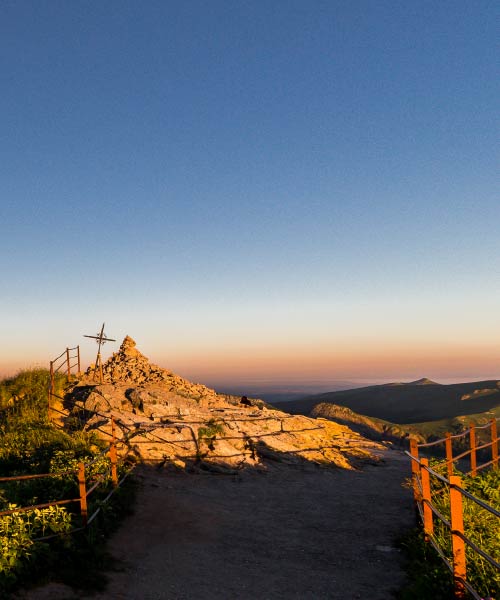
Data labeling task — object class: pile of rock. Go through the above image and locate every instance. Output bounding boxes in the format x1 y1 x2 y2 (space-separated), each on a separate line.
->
85 336 206 394
68 337 381 471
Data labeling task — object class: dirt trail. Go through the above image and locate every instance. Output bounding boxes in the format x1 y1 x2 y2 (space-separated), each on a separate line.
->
24 448 415 599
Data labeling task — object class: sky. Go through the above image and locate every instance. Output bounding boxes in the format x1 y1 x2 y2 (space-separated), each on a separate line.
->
1 1 499 391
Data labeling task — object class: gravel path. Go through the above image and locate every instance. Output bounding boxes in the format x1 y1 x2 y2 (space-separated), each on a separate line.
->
22 449 415 599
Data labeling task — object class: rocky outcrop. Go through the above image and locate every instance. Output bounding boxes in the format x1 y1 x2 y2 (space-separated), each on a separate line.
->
311 403 424 445
68 337 382 471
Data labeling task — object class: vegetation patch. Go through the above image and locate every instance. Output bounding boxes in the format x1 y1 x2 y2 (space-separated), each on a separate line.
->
197 419 225 453
0 369 136 596
399 464 499 599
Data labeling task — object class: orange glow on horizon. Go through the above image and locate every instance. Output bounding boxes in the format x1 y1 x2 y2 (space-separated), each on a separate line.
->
148 339 500 383
1 337 498 384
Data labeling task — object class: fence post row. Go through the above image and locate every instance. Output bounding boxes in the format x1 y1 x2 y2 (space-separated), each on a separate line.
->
449 476 466 599
78 462 88 526
445 432 453 478
48 346 81 421
65 348 70 381
420 458 433 538
491 418 498 468
109 417 118 487
48 361 54 416
409 419 500 599
469 424 477 477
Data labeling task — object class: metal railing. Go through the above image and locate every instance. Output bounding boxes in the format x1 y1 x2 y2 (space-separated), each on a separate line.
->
48 345 80 419
0 418 132 539
407 418 499 599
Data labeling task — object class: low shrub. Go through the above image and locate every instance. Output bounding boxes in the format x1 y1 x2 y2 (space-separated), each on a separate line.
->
0 369 135 594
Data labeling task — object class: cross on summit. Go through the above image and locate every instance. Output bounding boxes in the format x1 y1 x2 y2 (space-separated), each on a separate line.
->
84 323 116 382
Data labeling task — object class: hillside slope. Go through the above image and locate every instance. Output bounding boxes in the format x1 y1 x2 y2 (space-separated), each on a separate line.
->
310 403 425 444
283 379 500 423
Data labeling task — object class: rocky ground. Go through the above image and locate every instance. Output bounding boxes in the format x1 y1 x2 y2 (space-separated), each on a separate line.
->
63 336 382 470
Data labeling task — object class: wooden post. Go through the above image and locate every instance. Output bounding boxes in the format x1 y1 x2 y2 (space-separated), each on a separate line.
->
78 462 88 526
48 361 54 420
420 458 433 538
95 352 103 383
77 345 81 374
409 439 420 504
469 423 476 476
109 417 118 487
445 432 453 478
449 475 466 599
491 419 498 468
66 348 71 381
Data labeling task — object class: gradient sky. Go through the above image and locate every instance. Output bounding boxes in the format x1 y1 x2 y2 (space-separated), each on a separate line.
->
1 1 499 388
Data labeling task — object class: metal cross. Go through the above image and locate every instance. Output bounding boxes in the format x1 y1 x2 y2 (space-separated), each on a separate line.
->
84 323 116 382
84 322 116 353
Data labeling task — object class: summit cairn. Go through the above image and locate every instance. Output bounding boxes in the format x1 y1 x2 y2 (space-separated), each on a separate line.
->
70 336 382 471
120 335 140 356
84 335 216 401
85 335 173 384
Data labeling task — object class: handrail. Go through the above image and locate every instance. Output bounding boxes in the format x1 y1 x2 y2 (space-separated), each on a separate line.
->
0 470 77 482
454 530 500 570
416 417 499 449
48 345 81 422
0 498 79 517
408 453 500 517
419 438 447 448
0 413 127 540
454 485 500 518
407 443 499 599
474 420 495 431
52 349 68 363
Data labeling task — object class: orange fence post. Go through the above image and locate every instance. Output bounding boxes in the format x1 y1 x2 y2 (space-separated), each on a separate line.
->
48 360 54 420
78 462 88 526
469 423 476 476
77 345 81 374
420 458 433 538
445 432 453 478
449 476 466 599
491 419 498 469
109 418 118 487
66 347 71 381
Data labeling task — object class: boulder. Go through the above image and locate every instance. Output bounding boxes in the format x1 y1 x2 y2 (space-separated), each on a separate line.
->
67 337 381 471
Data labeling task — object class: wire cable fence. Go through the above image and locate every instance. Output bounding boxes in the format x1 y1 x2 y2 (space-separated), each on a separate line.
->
406 418 499 599
2 390 317 551
0 417 134 542
48 345 80 419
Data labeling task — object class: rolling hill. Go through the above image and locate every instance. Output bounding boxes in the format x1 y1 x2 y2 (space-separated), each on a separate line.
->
282 379 500 424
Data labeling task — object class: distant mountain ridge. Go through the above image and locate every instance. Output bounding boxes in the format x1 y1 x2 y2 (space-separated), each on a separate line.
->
406 377 439 385
283 379 500 424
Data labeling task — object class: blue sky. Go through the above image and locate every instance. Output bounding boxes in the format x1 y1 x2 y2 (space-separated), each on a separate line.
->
1 1 499 387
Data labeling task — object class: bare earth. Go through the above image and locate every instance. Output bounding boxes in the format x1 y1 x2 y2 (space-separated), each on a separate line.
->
22 448 415 600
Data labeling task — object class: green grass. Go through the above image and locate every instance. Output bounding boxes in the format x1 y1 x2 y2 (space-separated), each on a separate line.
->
399 465 499 599
0 369 135 595
396 527 454 600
